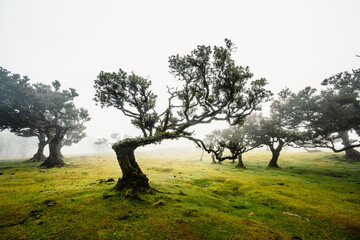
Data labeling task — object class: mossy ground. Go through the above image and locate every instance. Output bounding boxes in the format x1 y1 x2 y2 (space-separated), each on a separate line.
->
0 149 360 239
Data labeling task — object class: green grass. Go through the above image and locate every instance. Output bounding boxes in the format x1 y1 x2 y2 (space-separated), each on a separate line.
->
1 149 360 239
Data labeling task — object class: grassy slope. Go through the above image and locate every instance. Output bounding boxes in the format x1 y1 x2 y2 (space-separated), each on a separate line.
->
0 149 360 240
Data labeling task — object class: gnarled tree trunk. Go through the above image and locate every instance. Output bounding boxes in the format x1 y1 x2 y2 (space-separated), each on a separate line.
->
41 128 66 168
345 149 360 162
268 142 283 168
236 154 246 168
268 150 280 167
111 133 179 193
28 132 47 162
339 131 360 162
113 144 150 192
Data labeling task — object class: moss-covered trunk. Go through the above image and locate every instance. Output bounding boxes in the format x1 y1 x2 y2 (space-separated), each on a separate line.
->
111 133 182 193
339 131 360 162
41 134 65 168
236 154 246 168
28 132 47 162
113 144 150 192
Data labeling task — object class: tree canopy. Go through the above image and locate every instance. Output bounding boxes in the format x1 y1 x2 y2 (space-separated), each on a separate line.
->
94 39 272 192
283 69 360 161
0 67 32 132
0 67 90 166
244 90 307 167
204 124 258 168
95 40 271 139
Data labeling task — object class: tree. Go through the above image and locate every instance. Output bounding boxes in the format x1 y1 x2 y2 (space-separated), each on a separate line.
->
204 129 225 164
94 39 272 193
204 125 258 168
14 128 49 162
39 84 90 168
245 90 306 167
0 68 90 167
58 124 87 158
0 67 41 159
0 67 31 132
319 69 360 161
285 69 360 162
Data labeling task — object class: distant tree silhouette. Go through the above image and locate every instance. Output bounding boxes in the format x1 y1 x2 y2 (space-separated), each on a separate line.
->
286 69 360 162
0 67 90 167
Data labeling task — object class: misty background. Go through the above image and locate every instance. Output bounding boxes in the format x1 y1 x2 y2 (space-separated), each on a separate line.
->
0 0 359 158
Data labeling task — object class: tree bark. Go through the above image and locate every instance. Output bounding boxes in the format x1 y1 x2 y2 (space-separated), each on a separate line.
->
339 131 360 162
113 144 150 193
268 150 280 167
41 136 65 168
110 132 181 193
28 132 47 162
344 148 360 162
268 141 283 168
235 154 246 168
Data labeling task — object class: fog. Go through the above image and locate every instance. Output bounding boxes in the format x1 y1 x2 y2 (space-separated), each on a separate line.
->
1 0 359 158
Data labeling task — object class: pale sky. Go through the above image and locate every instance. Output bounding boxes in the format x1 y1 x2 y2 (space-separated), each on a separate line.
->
1 0 359 153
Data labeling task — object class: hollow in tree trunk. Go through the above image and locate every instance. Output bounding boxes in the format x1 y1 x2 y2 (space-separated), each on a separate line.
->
28 132 47 162
41 138 65 168
339 131 360 162
236 154 246 168
112 143 150 193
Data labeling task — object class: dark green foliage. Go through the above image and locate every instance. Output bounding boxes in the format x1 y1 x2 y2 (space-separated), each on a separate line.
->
204 126 258 167
59 125 87 153
0 67 32 132
244 91 307 167
39 83 90 167
94 70 158 137
282 69 360 160
94 40 272 137
94 39 272 191
166 39 271 129
0 67 90 167
316 69 360 151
